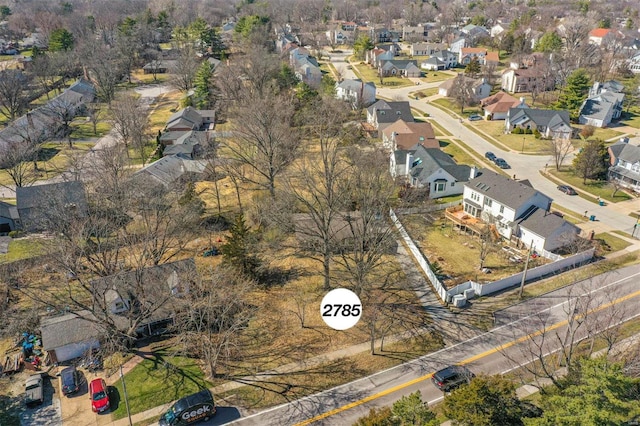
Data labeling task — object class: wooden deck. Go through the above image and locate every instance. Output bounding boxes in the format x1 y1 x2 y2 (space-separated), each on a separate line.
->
445 205 488 235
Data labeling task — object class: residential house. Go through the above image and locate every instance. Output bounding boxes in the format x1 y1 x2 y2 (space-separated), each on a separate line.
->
0 201 19 234
509 52 547 70
505 108 573 139
433 50 458 69
461 169 579 251
410 42 445 57
381 119 439 152
490 22 510 38
366 48 394 67
449 37 468 53
162 130 207 159
481 92 526 120
403 25 430 42
588 28 624 47
40 311 104 363
628 52 640 74
460 24 490 42
90 259 198 338
142 59 177 74
16 181 88 232
166 107 215 132
438 76 492 100
421 57 446 71
459 48 492 65
134 154 207 188
578 85 624 128
289 47 322 88
379 59 421 78
501 67 554 93
370 27 392 43
335 79 377 108
608 141 640 193
393 145 472 199
366 100 414 131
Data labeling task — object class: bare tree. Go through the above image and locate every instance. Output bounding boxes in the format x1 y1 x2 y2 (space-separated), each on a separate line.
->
109 93 150 159
225 92 301 198
31 54 57 101
85 44 123 104
42 96 78 148
449 74 477 114
549 137 574 171
0 69 31 121
171 46 200 92
0 140 38 188
86 103 104 136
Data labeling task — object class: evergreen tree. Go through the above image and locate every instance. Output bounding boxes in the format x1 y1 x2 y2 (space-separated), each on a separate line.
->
49 28 74 52
536 32 563 52
572 139 608 184
353 34 374 60
193 61 215 109
221 214 261 278
464 57 481 77
555 68 590 119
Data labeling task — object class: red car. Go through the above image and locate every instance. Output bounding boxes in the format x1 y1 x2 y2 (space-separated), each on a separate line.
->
89 378 110 413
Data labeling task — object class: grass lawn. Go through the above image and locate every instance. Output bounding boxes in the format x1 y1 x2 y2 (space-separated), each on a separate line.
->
149 91 182 132
431 98 482 117
131 69 171 84
351 62 413 88
111 348 213 420
0 237 47 262
471 120 556 154
593 232 632 255
547 168 632 203
414 87 438 98
573 124 624 142
417 71 451 83
440 140 479 166
71 117 111 139
620 106 640 129
426 118 453 136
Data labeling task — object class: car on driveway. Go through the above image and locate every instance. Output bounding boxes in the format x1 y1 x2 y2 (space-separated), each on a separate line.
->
468 114 483 121
60 366 80 396
432 365 475 392
485 151 496 161
25 374 44 406
494 158 511 169
89 378 110 413
557 185 577 195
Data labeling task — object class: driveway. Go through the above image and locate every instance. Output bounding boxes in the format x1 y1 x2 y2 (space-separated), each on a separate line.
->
20 374 62 426
57 367 113 426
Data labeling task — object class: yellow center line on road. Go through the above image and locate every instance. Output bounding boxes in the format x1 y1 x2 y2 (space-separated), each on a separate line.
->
295 287 640 426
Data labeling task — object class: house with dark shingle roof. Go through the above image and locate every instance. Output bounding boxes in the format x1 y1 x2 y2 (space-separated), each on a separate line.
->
393 146 472 199
335 79 376 108
166 107 215 132
133 154 207 188
421 56 446 71
578 81 624 128
40 311 103 363
16 181 88 232
378 59 421 78
366 100 414 132
382 119 438 151
505 108 573 140
0 201 19 233
481 91 526 120
461 169 579 251
608 142 640 193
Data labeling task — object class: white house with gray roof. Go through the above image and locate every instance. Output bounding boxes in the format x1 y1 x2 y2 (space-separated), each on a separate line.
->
505 108 573 140
578 81 624 128
335 79 376 108
608 141 640 193
462 169 579 251
396 146 473 198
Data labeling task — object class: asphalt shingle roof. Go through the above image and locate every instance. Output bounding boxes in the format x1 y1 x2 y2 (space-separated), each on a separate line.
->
517 208 577 238
40 311 104 350
467 168 543 209
409 146 471 183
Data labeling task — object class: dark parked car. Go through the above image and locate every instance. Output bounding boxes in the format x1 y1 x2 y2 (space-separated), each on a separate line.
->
557 185 577 195
485 151 496 161
494 158 510 169
25 374 44 406
60 366 80 396
468 114 483 121
432 365 475 392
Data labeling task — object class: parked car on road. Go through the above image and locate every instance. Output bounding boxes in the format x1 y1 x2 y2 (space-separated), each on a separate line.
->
432 365 475 392
89 378 110 413
494 158 511 169
25 374 44 406
468 114 483 121
159 389 216 426
557 185 577 195
60 366 80 396
485 151 496 161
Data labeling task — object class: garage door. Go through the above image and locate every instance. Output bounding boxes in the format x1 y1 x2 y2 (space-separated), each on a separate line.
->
54 339 100 363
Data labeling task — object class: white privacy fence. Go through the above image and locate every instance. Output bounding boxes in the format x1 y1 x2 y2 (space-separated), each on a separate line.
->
391 209 595 304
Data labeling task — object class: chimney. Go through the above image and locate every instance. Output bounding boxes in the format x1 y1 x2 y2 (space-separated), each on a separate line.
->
469 166 478 180
519 97 526 106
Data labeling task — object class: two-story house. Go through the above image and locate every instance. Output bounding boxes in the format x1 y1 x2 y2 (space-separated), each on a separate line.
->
458 48 499 66
382 119 439 152
366 100 414 132
410 42 445 56
438 76 492 100
608 141 640 193
433 50 458 69
461 169 579 251
501 67 554 93
578 81 625 128
335 79 377 108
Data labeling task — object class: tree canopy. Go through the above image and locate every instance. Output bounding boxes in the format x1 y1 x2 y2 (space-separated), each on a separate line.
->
536 32 563 52
555 68 591 118
353 34 374 60
572 139 608 184
49 28 74 52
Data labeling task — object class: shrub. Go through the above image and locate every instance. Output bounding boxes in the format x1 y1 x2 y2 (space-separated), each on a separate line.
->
524 128 533 134
533 129 541 139
8 230 23 238
580 124 596 139
512 127 523 134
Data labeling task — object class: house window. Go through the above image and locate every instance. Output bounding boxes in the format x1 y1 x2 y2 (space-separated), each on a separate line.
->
470 192 480 202
451 182 455 187
484 198 492 207
435 181 446 192
114 301 125 311
499 205 504 214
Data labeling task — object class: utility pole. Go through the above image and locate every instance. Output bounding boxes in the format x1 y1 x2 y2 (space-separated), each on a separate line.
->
120 364 133 426
518 241 534 299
